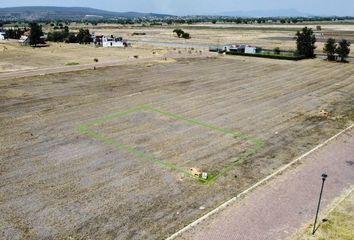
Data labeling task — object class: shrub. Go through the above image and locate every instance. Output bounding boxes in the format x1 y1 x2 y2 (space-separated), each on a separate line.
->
173 29 184 38
274 47 281 55
182 32 191 39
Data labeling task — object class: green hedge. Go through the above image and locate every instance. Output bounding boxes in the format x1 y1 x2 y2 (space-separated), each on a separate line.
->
226 52 307 61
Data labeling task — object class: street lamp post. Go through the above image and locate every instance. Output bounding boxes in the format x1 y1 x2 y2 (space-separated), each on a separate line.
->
312 173 328 235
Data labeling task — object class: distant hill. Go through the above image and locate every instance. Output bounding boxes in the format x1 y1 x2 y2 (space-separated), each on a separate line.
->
220 9 310 18
0 6 173 21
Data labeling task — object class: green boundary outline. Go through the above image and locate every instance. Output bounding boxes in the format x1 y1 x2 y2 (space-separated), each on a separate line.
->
78 105 264 184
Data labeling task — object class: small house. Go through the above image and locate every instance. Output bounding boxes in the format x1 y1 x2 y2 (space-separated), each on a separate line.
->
245 46 257 54
223 44 260 54
18 35 30 45
102 36 126 48
0 31 6 40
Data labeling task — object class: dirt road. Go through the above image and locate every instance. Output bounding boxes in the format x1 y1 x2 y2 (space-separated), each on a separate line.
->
179 126 354 240
0 51 215 81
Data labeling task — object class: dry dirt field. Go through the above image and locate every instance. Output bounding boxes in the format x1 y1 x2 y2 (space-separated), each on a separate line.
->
1 55 354 239
1 22 353 73
0 41 174 73
77 23 354 53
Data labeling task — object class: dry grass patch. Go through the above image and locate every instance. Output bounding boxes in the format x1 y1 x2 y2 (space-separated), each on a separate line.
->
294 190 354 240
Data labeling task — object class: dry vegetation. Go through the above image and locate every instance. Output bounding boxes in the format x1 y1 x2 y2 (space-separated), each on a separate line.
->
76 22 354 53
294 189 354 240
1 51 354 239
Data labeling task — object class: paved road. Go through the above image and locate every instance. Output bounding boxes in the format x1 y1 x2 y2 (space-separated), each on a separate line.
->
179 126 354 240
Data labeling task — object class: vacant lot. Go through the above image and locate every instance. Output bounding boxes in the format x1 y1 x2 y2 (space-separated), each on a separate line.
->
0 41 173 73
1 56 353 239
79 23 354 53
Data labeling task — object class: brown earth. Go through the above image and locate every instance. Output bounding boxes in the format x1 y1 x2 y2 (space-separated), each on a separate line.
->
0 56 354 239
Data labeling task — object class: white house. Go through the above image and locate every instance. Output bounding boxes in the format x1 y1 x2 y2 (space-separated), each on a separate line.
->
102 36 125 48
0 32 6 40
18 35 30 45
245 46 257 54
223 44 258 54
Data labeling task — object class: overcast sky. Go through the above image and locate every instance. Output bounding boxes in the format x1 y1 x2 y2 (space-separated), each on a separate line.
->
1 0 354 16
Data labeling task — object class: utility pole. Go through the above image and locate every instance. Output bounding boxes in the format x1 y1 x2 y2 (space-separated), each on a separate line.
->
312 173 328 235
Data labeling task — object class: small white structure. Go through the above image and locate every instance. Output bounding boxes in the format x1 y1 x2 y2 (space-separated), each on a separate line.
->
0 32 6 40
18 35 30 45
102 36 125 48
223 44 259 54
245 46 257 54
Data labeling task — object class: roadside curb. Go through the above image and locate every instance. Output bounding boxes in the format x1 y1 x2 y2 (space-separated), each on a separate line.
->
166 123 354 240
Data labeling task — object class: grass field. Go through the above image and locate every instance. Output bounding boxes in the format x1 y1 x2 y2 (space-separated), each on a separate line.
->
1 54 354 239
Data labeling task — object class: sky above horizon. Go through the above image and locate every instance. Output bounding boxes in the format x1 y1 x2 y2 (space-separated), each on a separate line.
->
1 0 354 16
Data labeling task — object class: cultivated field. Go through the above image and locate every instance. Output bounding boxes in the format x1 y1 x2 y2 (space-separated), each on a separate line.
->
1 55 354 239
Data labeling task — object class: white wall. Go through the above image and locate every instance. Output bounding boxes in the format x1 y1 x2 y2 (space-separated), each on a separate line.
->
245 46 256 54
102 37 124 47
0 32 5 40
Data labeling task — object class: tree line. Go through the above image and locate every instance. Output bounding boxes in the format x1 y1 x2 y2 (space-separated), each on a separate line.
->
295 27 351 62
47 27 93 44
23 22 93 46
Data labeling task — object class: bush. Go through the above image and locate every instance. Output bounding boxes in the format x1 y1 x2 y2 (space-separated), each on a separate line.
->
274 47 281 55
65 62 79 66
182 32 191 39
173 29 184 38
66 33 78 43
47 31 69 42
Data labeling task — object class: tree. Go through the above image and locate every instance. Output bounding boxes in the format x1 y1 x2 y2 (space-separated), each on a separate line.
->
66 32 78 43
336 39 351 62
173 29 184 38
77 28 92 44
212 20 217 24
296 27 317 58
29 22 44 46
323 38 337 61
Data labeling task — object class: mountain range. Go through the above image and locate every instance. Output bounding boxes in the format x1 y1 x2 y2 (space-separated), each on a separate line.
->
0 6 173 21
0 6 317 21
220 9 310 18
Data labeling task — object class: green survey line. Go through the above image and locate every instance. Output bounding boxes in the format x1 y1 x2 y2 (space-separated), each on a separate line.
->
78 104 264 184
143 105 261 145
85 105 147 129
80 128 208 183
